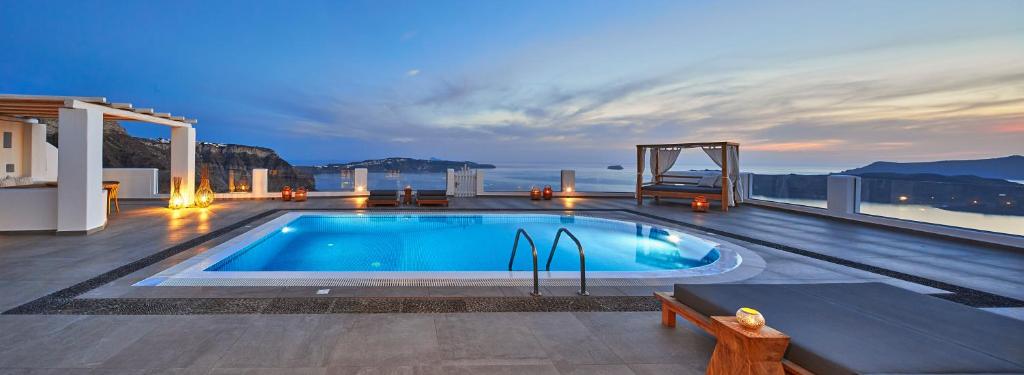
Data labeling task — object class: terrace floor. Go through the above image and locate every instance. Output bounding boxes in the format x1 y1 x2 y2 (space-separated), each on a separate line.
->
0 197 1021 374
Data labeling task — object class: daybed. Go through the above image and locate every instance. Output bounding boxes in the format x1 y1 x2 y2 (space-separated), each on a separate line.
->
366 190 399 207
658 283 1024 374
416 189 449 206
636 142 741 212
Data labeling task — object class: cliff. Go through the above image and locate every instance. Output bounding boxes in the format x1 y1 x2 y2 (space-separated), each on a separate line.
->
43 119 314 193
841 155 1024 180
299 157 496 173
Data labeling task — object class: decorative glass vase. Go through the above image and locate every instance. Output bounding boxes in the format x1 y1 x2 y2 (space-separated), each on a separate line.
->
194 165 215 208
168 177 187 209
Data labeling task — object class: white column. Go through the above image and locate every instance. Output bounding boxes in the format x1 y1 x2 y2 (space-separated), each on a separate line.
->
27 120 48 181
170 126 196 206
446 168 456 196
560 169 575 193
251 168 268 196
475 170 485 195
827 175 862 214
57 107 106 233
353 168 368 193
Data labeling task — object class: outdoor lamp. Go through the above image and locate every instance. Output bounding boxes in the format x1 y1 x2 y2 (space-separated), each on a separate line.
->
692 196 709 212
194 166 215 208
530 186 542 200
168 177 187 209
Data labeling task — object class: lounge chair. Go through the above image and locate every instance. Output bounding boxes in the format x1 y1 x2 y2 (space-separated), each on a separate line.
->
416 189 449 206
366 190 399 207
658 283 1024 374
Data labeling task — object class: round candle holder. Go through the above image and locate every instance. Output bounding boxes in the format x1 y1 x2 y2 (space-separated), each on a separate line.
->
736 307 765 331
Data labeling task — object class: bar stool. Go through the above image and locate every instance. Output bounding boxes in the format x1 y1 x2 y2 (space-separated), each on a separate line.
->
103 181 120 214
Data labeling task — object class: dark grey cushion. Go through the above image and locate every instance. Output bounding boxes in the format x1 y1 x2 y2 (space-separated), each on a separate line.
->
417 190 447 198
368 190 398 198
672 283 1024 374
642 184 721 194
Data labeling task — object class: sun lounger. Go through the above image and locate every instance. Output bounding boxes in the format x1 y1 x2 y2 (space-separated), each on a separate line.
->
416 189 448 206
658 283 1024 374
366 190 399 207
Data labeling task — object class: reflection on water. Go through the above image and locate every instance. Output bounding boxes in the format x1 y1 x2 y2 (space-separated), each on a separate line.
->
752 196 1024 236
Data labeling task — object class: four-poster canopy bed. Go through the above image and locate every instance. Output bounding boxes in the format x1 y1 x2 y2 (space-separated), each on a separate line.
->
635 141 742 212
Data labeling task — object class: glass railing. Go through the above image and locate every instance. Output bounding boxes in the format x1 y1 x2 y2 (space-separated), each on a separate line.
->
859 176 1023 236
484 166 561 192
367 171 447 191
749 173 827 208
574 166 635 192
312 169 356 192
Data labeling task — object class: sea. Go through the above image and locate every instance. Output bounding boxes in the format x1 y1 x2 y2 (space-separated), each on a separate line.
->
313 163 1023 237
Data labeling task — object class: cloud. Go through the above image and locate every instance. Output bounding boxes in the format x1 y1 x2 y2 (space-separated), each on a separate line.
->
240 29 1024 164
745 140 845 152
406 69 420 77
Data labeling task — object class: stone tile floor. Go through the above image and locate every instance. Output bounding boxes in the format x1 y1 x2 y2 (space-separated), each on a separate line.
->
0 197 1021 374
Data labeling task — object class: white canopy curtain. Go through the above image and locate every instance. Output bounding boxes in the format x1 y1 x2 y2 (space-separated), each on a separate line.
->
649 147 682 177
702 144 743 206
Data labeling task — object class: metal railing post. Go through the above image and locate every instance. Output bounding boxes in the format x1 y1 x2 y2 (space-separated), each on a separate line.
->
509 228 541 296
545 227 588 296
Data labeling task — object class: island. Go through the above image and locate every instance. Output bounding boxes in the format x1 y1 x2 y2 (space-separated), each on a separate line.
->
607 165 624 170
298 157 496 174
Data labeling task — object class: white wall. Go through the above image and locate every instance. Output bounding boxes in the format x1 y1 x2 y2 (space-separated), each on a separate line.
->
103 168 159 198
42 143 58 181
0 119 25 179
0 187 58 231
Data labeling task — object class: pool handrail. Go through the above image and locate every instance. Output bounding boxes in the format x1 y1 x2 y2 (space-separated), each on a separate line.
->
508 228 541 296
544 227 588 296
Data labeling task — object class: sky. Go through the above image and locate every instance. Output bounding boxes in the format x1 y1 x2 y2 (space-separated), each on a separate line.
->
1 0 1022 169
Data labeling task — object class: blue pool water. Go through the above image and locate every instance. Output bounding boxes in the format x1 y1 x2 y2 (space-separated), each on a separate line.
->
207 214 720 272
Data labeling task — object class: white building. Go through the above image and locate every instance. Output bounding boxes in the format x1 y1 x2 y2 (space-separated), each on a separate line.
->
0 95 197 234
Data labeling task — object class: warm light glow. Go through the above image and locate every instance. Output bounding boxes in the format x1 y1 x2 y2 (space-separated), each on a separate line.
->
355 186 365 192
899 195 909 202
666 234 681 243
565 187 573 193
168 176 187 209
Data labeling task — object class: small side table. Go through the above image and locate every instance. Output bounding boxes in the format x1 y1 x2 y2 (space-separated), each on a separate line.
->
403 187 413 205
707 316 789 375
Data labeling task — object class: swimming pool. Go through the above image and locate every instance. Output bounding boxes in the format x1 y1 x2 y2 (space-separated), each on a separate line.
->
140 212 745 286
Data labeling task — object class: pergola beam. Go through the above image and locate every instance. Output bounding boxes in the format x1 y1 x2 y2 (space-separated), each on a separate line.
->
68 100 192 128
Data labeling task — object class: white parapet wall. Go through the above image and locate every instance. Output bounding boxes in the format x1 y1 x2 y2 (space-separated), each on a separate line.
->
251 168 268 195
827 175 861 214
0 187 59 231
103 168 159 199
446 168 456 196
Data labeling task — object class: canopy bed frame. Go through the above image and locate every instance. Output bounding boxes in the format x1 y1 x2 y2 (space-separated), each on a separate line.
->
635 141 741 212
